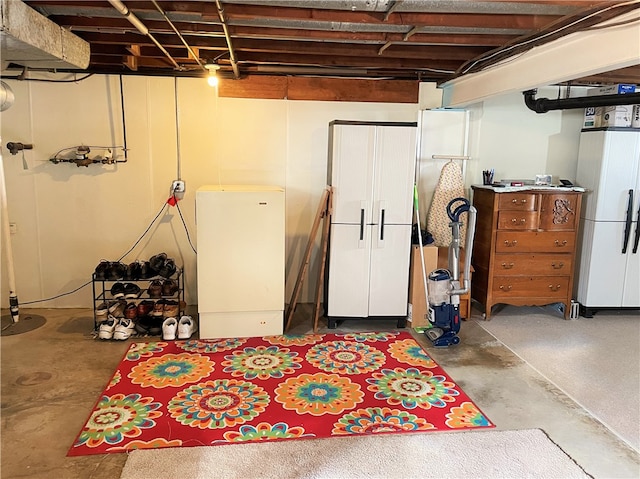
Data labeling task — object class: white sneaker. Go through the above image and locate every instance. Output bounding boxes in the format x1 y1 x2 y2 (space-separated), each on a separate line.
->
113 318 136 340
162 317 178 340
98 314 117 340
177 315 197 339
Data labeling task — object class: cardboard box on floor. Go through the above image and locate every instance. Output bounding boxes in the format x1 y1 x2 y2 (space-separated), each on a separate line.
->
408 245 472 328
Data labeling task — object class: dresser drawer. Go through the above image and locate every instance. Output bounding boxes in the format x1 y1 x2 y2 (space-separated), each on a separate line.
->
498 193 537 211
494 253 572 276
497 211 538 230
496 231 575 253
492 276 570 298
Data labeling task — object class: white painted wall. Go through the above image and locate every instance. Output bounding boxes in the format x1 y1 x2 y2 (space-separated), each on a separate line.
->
0 75 585 309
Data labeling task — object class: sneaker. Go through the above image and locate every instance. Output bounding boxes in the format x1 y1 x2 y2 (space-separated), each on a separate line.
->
124 302 138 320
149 253 167 274
108 299 127 318
107 262 127 280
161 279 178 296
162 317 178 340
124 262 142 280
163 300 179 318
113 318 136 340
94 260 110 280
98 315 118 340
110 282 126 299
139 261 154 279
123 283 142 299
148 280 163 298
158 258 177 278
177 315 197 339
137 300 155 318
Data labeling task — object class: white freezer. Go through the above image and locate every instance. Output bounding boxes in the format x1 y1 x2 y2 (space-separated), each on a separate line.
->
196 185 285 338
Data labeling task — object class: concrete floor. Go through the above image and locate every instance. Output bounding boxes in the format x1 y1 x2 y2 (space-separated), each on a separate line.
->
1 305 639 479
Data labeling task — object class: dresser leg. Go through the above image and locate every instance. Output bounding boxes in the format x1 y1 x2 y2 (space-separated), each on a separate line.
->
481 303 493 320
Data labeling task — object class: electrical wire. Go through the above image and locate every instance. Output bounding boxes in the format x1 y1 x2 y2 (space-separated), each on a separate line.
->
0 73 95 83
175 199 197 254
20 198 169 305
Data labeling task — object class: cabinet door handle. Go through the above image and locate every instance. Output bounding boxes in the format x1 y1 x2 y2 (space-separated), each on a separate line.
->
504 240 518 247
499 285 512 291
501 262 514 269
548 284 562 291
551 262 564 269
554 239 567 247
359 208 365 241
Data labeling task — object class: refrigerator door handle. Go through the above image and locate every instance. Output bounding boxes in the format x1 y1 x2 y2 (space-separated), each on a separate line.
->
623 189 633 254
632 199 640 254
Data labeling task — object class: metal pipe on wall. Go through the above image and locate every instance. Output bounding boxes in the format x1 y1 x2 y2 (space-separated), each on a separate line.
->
524 89 640 113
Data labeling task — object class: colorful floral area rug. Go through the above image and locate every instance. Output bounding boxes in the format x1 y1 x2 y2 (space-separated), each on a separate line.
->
68 331 494 456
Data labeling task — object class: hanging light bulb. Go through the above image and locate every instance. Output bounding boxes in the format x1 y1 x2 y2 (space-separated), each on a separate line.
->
204 63 220 87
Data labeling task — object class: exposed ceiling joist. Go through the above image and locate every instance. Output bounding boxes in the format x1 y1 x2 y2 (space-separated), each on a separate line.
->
441 6 640 107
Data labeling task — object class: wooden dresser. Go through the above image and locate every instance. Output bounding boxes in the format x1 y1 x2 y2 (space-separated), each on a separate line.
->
471 186 583 319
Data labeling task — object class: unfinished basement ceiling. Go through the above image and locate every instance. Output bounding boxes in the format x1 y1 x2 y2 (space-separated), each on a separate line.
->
7 0 640 97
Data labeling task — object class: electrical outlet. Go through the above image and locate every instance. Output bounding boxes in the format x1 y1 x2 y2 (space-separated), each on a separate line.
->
171 180 186 200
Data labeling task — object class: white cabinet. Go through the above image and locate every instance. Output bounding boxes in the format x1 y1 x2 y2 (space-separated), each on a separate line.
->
575 129 640 315
326 121 417 326
196 185 285 338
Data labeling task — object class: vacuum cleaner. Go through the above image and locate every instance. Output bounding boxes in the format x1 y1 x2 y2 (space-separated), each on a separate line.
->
425 197 477 347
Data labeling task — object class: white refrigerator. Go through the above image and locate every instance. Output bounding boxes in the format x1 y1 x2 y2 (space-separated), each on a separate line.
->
575 129 640 316
326 121 417 326
196 185 285 338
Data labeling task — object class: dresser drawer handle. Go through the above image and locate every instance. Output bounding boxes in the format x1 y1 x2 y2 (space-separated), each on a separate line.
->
501 262 515 269
554 239 568 247
504 240 518 247
511 198 527 204
511 218 526 224
551 262 564 269
499 285 512 291
548 284 562 291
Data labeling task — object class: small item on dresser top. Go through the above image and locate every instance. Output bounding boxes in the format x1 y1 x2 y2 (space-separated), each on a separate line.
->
535 174 552 185
511 181 524 186
482 169 495 185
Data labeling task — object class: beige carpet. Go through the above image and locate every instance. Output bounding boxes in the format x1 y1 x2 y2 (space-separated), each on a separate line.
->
119 428 590 479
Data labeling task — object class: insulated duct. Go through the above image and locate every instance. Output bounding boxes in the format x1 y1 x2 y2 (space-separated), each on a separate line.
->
1 0 89 70
524 89 640 114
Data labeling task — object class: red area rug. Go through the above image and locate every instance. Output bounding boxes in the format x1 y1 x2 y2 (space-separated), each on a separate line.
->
68 331 494 456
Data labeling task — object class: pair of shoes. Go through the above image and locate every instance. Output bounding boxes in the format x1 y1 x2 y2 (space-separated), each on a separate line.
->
150 299 179 317
108 299 127 318
161 279 178 296
124 262 142 280
96 301 111 321
137 300 154 317
148 280 163 298
98 315 136 340
149 253 178 278
106 262 127 281
94 260 111 280
113 282 141 299
162 315 197 340
135 316 163 336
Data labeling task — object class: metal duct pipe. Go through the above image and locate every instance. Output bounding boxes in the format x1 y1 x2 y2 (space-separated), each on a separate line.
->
215 0 240 79
524 89 640 114
107 0 181 70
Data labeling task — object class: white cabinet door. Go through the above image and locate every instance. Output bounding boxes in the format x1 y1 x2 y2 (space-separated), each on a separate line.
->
368 224 411 316
329 124 375 225
373 126 416 225
577 219 626 307
578 131 640 222
327 223 372 317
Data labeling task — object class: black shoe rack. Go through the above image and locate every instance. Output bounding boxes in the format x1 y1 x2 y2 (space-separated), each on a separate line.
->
92 268 185 331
